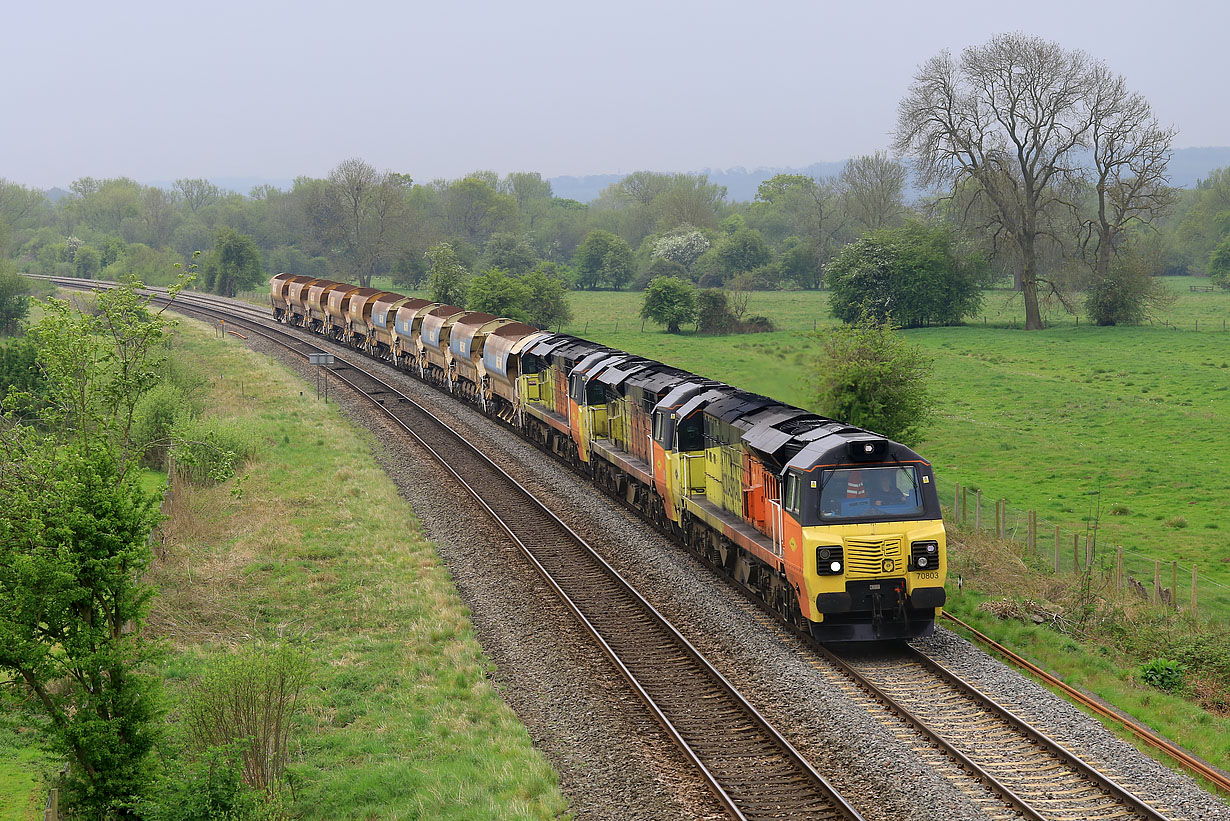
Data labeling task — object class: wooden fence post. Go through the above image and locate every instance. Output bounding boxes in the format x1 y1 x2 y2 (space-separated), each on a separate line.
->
1171 561 1178 611
1153 560 1161 605
1115 547 1123 595
975 491 982 530
1054 526 1061 572
1074 534 1081 573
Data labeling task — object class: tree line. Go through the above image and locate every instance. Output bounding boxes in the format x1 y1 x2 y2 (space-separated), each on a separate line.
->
1 32 1227 336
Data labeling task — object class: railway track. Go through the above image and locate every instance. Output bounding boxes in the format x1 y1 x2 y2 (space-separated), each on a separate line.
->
43 279 862 821
36 278 1214 820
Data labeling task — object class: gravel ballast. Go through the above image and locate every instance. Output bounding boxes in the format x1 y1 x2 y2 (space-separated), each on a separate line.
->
240 317 1228 821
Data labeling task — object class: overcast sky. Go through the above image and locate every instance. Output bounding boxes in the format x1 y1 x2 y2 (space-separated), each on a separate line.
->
3 0 1227 190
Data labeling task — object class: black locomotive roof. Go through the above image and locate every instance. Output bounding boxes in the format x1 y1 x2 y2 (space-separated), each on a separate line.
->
528 334 576 357
785 429 929 474
596 357 653 389
627 365 694 396
674 385 734 419
705 392 778 424
575 350 615 374
656 381 717 412
741 409 823 458
550 338 608 367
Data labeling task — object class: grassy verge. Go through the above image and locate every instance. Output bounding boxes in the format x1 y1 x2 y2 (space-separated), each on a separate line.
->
149 319 569 818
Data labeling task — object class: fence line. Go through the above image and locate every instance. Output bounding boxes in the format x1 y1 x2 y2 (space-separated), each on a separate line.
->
943 478 1227 619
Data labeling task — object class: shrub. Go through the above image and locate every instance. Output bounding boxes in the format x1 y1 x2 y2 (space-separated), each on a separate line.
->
147 744 280 821
696 289 735 334
133 383 192 468
640 277 697 333
1140 658 1185 692
181 644 310 795
738 315 776 333
1086 252 1175 326
826 221 986 327
170 414 258 484
810 314 934 445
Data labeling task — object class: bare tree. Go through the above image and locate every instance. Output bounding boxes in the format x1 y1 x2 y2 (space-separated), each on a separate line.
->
895 33 1095 329
840 152 908 232
1082 65 1176 281
326 158 410 287
174 178 222 214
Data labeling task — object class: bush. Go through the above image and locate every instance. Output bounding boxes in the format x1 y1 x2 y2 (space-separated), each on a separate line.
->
738 315 776 333
181 644 310 795
810 314 934 445
170 414 258 484
147 744 280 821
1141 658 1185 692
133 383 192 468
826 221 986 327
1086 252 1175 326
696 289 735 334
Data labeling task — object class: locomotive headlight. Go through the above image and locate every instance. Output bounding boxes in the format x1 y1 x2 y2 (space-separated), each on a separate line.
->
910 540 940 571
816 546 844 575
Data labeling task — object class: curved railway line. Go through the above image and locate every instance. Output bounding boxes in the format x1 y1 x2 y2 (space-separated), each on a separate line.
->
49 279 860 821
36 277 1225 820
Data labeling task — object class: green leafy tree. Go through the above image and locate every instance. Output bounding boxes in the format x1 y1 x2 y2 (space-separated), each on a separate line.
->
483 232 539 275
714 228 772 282
203 229 263 297
0 278 187 816
0 267 30 335
523 266 573 329
826 222 986 328
426 242 470 306
467 268 532 322
574 229 634 289
391 245 428 290
810 315 934 445
641 276 696 333
1209 235 1230 289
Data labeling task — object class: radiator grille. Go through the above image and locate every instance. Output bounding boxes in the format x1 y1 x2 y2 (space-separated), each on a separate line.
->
844 537 903 578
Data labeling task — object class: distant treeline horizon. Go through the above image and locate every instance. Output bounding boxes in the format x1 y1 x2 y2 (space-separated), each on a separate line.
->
30 146 1230 205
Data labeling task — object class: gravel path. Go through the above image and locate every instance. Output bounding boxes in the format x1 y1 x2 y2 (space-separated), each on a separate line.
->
242 321 1229 821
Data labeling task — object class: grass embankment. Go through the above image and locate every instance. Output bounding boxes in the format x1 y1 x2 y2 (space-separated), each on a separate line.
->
0 319 569 819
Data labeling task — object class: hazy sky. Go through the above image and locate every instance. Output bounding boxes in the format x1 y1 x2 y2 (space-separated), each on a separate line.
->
3 0 1227 189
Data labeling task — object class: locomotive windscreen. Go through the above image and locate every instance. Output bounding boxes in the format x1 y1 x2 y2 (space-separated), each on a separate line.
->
817 466 924 521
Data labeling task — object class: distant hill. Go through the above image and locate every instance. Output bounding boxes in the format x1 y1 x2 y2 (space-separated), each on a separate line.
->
548 147 1230 203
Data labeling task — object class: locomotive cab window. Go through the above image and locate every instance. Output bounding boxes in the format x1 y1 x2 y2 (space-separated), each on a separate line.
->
784 472 801 515
569 372 584 402
586 378 605 405
817 466 923 522
677 413 703 452
652 410 672 448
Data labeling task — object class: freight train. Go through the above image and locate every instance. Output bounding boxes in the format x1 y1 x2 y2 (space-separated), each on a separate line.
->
270 273 947 641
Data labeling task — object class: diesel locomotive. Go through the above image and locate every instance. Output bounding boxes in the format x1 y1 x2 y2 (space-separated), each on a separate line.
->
271 273 947 641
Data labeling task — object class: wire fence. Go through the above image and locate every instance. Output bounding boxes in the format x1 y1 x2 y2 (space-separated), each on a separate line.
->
938 477 1230 619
